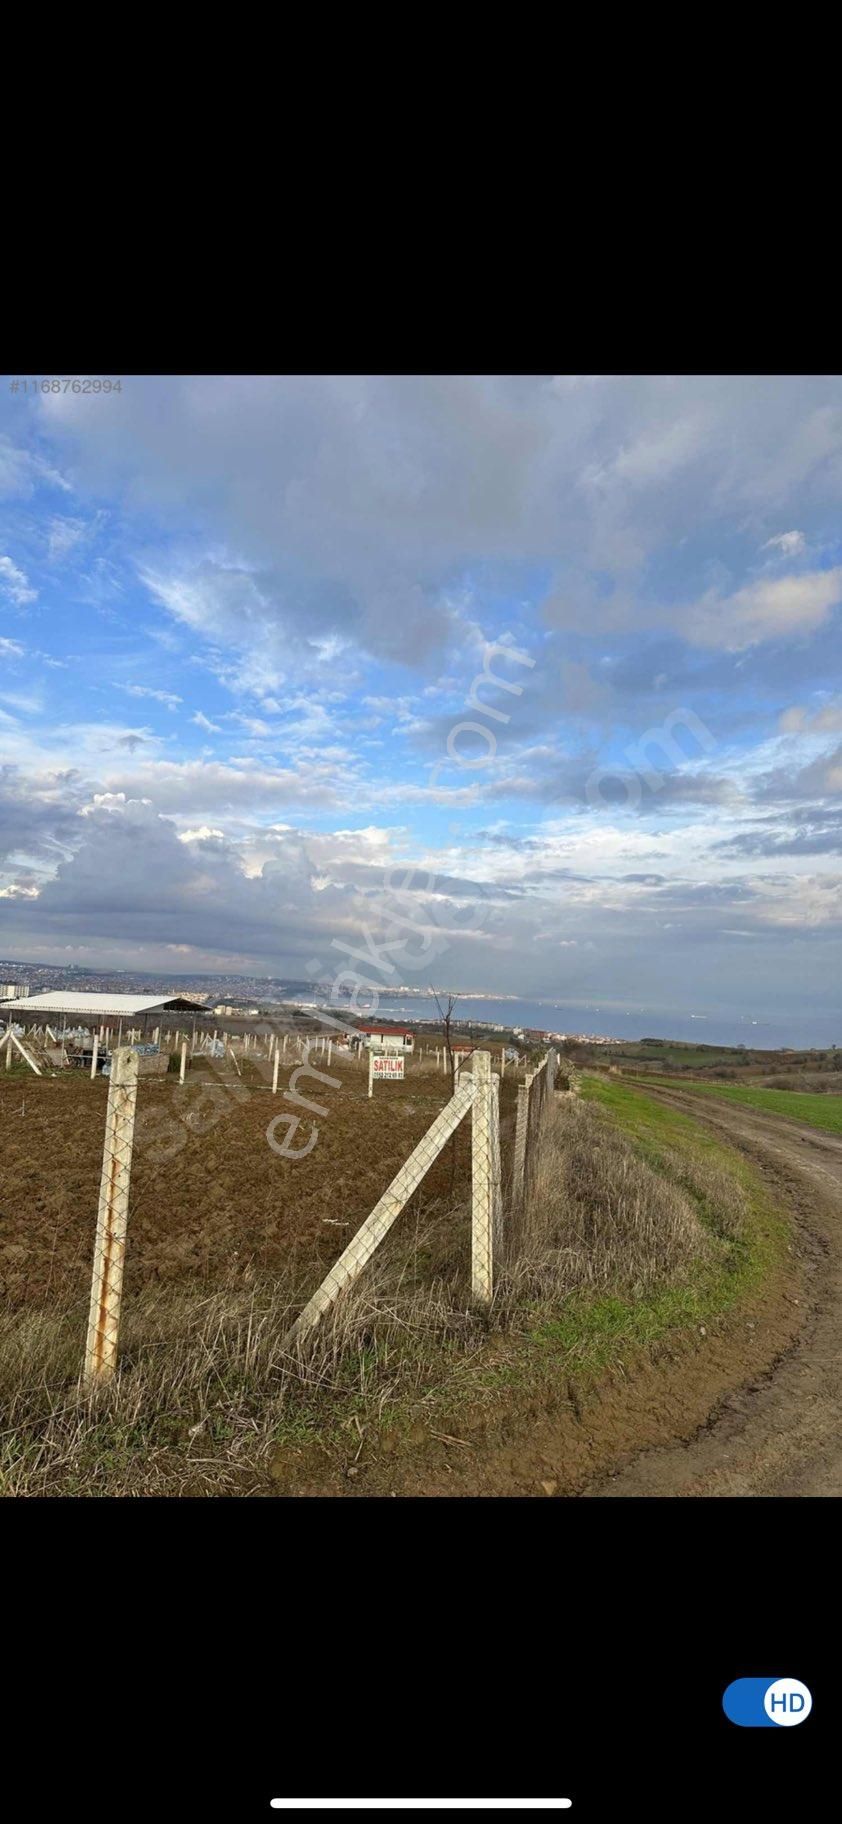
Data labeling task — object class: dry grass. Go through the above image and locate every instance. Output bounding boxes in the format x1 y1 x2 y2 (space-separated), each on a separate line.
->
0 1097 745 1496
0 1197 478 1496
499 1095 734 1314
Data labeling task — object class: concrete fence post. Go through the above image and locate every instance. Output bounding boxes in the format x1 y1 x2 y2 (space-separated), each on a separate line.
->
83 1046 139 1386
471 1050 495 1309
272 1049 280 1095
90 1034 99 1080
513 1075 530 1212
491 1072 503 1261
179 1039 187 1086
286 1076 477 1348
368 1049 375 1098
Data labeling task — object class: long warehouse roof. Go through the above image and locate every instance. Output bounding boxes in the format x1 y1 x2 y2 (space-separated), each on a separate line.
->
1 991 205 1017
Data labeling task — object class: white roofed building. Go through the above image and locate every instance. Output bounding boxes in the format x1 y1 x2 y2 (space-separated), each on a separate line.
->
0 991 205 1020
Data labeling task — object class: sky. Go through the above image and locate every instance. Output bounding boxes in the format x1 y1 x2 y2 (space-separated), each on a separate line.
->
1 373 841 1034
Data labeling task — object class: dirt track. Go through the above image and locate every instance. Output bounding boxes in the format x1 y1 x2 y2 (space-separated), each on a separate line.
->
584 1088 842 1498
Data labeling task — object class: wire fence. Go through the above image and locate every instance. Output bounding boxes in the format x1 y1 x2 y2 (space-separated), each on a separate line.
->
11 1038 561 1382
511 1048 558 1223
286 1046 560 1351
286 1074 480 1347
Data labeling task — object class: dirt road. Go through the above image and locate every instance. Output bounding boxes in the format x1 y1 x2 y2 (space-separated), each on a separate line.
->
585 1087 842 1498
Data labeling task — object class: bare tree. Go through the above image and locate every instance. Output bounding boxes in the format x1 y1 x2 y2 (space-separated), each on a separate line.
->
431 987 458 1095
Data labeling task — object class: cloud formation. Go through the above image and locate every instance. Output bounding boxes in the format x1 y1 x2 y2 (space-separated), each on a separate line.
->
0 376 840 1033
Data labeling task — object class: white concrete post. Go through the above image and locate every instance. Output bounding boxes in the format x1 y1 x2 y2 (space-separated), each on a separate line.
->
179 1039 187 1085
90 1034 99 1080
368 1049 375 1098
272 1049 280 1094
5 1030 12 1070
513 1075 530 1211
471 1051 495 1308
491 1072 503 1262
8 1032 40 1074
83 1046 139 1386
328 1041 333 1066
286 1077 477 1347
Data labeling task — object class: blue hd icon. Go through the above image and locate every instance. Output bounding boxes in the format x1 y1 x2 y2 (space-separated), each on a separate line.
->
723 1678 813 1728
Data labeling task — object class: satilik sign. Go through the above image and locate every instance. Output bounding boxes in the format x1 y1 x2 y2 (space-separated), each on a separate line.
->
368 1050 405 1097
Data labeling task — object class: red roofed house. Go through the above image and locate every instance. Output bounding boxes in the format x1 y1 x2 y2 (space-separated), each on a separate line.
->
355 1025 415 1053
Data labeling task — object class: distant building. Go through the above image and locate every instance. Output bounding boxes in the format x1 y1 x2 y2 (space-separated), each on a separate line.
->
356 1025 415 1052
1 990 204 1022
1 983 28 1000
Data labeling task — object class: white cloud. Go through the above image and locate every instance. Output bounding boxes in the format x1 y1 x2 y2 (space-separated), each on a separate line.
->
224 712 272 737
761 529 806 557
1 688 43 715
0 436 72 500
683 567 842 650
46 515 90 562
114 683 183 710
779 699 842 735
0 555 37 606
21 375 842 678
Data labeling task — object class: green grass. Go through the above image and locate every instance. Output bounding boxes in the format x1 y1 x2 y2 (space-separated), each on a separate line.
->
579 1072 783 1291
603 1046 746 1070
623 1076 842 1136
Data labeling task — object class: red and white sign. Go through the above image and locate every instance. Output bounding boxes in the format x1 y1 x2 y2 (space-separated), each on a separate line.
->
372 1053 404 1080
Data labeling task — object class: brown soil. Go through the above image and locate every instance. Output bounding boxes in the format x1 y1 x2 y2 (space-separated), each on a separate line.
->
6 1065 840 1499
0 1057 515 1307
268 1087 842 1497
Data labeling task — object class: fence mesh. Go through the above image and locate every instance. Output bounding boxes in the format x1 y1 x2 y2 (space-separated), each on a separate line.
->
80 1042 562 1377
470 1053 495 1307
287 1075 478 1346
510 1048 559 1242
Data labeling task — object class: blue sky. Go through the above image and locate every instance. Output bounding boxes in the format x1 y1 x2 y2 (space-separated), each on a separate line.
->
1 374 841 1031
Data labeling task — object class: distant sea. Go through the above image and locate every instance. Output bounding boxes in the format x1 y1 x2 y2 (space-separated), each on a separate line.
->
338 992 841 1051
